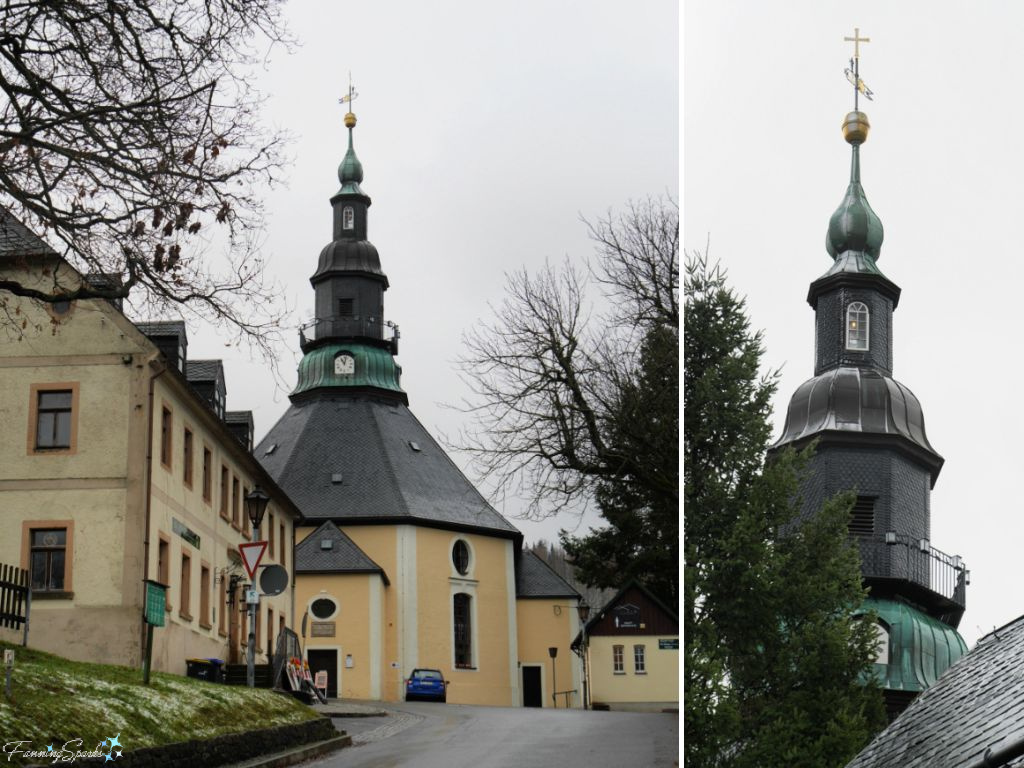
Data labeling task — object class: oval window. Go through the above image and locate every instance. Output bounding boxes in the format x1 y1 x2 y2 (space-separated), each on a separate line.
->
452 540 470 575
310 597 336 620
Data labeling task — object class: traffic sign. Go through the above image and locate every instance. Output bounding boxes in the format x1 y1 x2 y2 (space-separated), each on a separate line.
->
239 541 268 582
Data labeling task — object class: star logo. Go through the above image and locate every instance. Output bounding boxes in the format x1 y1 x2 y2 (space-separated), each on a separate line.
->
46 745 53 753
100 734 123 762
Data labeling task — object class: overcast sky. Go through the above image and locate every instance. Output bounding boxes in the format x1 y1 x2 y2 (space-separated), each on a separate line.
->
180 2 679 549
684 2 1024 648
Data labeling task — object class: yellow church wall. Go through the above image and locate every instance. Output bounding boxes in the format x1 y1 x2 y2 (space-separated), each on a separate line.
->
413 528 517 707
587 634 679 711
516 598 582 708
294 572 383 699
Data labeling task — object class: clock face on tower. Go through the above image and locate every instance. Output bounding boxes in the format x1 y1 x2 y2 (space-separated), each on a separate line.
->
334 354 355 376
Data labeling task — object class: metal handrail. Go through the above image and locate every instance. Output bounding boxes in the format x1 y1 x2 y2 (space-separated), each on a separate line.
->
857 533 968 609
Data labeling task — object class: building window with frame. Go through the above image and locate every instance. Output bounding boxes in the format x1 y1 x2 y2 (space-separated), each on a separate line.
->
633 644 646 674
160 406 172 468
219 465 229 519
200 564 211 629
454 593 473 669
268 512 275 559
29 528 68 592
32 387 76 451
846 301 869 351
218 573 227 636
232 476 240 528
342 206 354 230
612 644 625 674
267 607 274 658
183 428 194 488
202 446 213 503
179 552 192 620
158 535 171 611
280 521 286 570
242 485 251 536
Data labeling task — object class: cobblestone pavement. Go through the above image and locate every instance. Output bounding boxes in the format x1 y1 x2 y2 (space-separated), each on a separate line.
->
345 709 423 745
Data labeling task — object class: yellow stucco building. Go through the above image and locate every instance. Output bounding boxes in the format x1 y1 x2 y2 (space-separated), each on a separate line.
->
575 581 679 712
0 210 298 674
257 109 587 707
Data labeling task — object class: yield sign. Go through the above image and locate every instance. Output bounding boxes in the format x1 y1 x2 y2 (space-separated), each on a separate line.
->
239 541 268 582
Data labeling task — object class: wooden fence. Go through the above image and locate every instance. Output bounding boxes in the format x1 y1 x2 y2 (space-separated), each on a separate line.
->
0 563 30 646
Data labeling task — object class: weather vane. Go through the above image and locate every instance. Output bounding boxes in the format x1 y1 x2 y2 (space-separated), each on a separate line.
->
339 72 359 111
843 27 874 109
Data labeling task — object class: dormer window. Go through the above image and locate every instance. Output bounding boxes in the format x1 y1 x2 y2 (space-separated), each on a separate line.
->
846 302 869 351
343 206 354 230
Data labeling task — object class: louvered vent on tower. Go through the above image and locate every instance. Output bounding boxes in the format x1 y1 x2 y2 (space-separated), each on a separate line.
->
849 496 875 536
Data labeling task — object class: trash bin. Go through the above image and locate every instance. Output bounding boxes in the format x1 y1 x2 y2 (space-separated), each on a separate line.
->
186 658 214 681
206 658 225 683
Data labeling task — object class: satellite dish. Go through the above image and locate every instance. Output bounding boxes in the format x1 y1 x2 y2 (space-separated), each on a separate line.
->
259 564 289 596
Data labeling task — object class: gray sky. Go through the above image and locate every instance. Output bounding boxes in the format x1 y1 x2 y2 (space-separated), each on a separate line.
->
684 2 1024 648
180 2 679 549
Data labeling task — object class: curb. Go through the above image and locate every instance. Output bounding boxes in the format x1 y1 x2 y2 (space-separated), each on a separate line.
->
224 734 353 768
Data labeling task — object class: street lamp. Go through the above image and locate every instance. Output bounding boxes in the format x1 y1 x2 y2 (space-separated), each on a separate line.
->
577 600 591 710
548 646 558 708
244 486 270 688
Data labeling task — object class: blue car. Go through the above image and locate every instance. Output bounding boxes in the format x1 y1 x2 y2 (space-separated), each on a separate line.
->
405 668 447 702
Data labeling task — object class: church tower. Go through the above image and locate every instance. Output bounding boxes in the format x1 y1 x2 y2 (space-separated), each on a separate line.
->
770 34 969 720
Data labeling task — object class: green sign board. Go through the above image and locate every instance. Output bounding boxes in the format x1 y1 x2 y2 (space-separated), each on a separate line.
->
658 638 678 650
144 580 167 627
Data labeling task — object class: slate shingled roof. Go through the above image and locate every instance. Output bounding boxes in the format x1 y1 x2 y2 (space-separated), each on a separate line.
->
515 550 580 599
186 359 225 383
295 521 388 583
256 394 519 536
847 615 1024 768
0 207 56 256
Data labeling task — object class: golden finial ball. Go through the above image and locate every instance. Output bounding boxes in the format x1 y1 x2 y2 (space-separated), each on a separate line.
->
344 112 357 129
842 111 870 144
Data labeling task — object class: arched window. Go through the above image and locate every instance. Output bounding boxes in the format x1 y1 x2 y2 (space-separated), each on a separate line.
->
846 302 869 351
453 593 473 668
342 206 355 230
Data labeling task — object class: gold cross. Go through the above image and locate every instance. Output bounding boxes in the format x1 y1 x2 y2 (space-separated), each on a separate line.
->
339 72 358 107
844 27 870 59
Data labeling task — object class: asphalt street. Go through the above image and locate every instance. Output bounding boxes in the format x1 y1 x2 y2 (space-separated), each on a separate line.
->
315 701 678 768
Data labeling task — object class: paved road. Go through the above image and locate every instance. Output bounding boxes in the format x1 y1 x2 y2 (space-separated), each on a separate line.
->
317 702 678 768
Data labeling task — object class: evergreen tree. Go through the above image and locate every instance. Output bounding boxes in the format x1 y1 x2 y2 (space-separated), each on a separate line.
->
561 321 678 604
684 253 885 767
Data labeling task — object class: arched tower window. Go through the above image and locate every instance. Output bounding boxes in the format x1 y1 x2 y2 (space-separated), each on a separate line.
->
342 206 355 230
846 302 869 351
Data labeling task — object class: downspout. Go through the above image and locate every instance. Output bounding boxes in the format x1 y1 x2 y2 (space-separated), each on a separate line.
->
140 355 167 662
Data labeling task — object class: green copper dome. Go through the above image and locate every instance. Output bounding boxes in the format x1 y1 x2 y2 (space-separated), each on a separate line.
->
826 145 884 263
859 597 967 693
336 127 365 196
293 343 403 396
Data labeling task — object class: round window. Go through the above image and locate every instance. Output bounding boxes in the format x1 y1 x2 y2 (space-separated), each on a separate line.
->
452 540 470 575
310 598 336 620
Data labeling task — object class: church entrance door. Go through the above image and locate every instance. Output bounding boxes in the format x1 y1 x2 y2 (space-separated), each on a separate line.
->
522 665 542 707
307 649 339 699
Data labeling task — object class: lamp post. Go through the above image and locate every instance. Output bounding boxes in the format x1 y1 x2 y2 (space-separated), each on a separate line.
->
243 486 269 688
577 599 591 710
548 646 558 708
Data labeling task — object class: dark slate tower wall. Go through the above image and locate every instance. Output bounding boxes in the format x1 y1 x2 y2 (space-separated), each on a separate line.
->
815 287 894 375
313 273 386 340
332 196 369 240
799 449 931 541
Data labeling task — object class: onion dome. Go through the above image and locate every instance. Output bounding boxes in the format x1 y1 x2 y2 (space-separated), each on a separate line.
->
773 366 943 483
292 342 404 398
336 112 365 196
826 113 884 263
314 239 387 283
857 597 967 693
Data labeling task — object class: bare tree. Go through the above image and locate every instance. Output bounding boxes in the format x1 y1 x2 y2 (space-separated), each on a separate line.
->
0 0 291 357
457 196 679 521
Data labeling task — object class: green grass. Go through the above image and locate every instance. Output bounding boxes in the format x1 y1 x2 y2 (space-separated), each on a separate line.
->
0 639 319 764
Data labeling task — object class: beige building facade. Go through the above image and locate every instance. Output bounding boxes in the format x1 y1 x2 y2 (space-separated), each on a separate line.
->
0 217 299 674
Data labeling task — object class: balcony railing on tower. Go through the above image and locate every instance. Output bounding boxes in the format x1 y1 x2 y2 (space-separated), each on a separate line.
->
856 533 968 624
299 317 400 351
